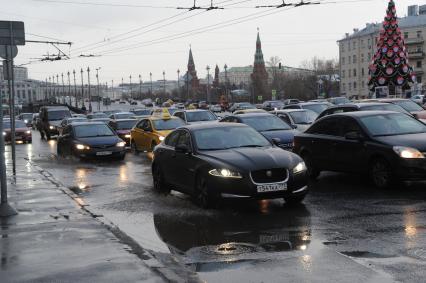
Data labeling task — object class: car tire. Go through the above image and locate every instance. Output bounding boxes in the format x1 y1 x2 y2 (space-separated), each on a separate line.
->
283 194 306 206
194 175 216 209
131 141 139 155
302 153 320 180
370 158 396 189
152 164 170 194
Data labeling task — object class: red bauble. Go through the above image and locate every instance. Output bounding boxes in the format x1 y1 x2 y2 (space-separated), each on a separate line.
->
397 76 404 85
386 50 394 58
393 46 399 52
386 67 394 75
394 57 401 65
378 77 386 85
402 65 409 73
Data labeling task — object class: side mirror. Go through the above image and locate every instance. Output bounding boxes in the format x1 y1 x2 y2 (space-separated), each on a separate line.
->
345 131 363 141
271 138 281 146
291 124 298 129
412 113 419 119
175 144 191 154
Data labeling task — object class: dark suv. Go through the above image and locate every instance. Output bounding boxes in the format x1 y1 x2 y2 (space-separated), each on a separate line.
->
39 106 72 139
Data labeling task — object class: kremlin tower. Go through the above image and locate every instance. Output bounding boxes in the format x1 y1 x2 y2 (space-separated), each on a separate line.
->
251 30 269 98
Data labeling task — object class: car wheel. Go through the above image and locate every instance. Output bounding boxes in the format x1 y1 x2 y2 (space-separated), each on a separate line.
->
152 165 170 194
283 194 306 206
302 153 320 180
370 158 396 189
131 141 139 155
194 175 216 209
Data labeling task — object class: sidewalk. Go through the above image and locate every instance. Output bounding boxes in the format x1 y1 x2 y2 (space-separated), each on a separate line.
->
0 153 165 282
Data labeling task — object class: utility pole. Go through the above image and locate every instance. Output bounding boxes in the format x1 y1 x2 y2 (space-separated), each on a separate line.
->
139 74 142 100
96 67 101 111
45 78 48 101
177 69 180 101
149 72 153 97
206 65 210 103
87 67 92 112
224 64 228 102
67 71 71 105
111 80 114 100
121 77 124 100
80 68 84 108
48 77 51 99
73 70 77 107
56 74 59 103
129 75 132 100
163 71 166 96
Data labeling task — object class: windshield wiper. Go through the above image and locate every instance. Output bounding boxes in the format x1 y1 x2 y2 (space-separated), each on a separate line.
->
262 128 288 132
236 145 264 148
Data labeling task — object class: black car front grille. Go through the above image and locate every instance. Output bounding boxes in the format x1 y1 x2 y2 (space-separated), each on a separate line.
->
251 169 288 184
278 142 293 150
91 144 116 149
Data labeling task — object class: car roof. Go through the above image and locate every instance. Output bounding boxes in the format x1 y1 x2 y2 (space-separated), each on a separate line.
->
234 112 275 117
299 102 329 105
179 109 211 112
71 122 105 126
327 110 401 118
43 106 69 110
375 98 408 102
114 112 134 114
274 109 310 113
112 119 137 122
149 116 181 121
183 122 248 131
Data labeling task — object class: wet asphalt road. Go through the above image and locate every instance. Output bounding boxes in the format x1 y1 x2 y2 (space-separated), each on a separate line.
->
10 119 426 282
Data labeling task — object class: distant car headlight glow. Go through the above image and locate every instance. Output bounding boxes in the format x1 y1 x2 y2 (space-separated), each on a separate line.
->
24 119 28 123
293 162 307 174
75 144 90 150
2 132 5 136
159 136 165 141
209 169 242 178
393 146 424 159
25 130 31 134
49 125 54 130
124 134 131 139
116 141 126 147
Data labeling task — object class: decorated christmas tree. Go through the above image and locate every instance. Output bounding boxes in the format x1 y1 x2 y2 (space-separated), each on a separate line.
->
368 0 416 95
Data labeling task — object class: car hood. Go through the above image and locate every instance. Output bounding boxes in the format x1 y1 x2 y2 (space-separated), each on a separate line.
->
200 147 301 172
374 133 426 152
77 136 121 146
413 110 426 119
49 120 62 127
260 129 295 143
4 127 29 133
295 124 311 132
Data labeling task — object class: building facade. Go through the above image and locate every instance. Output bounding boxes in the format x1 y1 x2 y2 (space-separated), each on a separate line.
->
338 4 426 98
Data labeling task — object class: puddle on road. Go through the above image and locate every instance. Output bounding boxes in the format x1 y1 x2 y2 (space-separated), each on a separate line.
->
340 251 395 258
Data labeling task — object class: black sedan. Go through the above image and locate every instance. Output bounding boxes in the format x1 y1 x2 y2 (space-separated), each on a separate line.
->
152 123 308 208
57 122 126 160
293 111 426 188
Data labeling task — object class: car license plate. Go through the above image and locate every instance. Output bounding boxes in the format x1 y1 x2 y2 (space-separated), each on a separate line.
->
96 151 112 156
257 183 287 193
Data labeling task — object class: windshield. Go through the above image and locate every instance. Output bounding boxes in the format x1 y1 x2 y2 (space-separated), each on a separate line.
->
360 113 426 137
168 108 179 115
48 110 71 121
241 115 291 131
3 120 27 129
331 97 351 105
74 124 115 138
289 110 318 124
270 101 284 108
132 109 151 116
69 118 88 124
194 126 271 150
362 104 408 114
153 118 185 131
90 113 108 118
21 114 33 120
303 104 328 114
186 111 216 122
392 100 423 112
116 120 137 130
115 113 134 119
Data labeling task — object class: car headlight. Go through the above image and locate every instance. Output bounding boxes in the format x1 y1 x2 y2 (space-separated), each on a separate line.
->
293 161 307 174
2 132 5 136
75 144 90 150
25 130 31 134
124 134 131 139
116 141 126 147
209 169 242 178
393 146 424 159
24 119 28 123
49 125 54 130
159 136 165 141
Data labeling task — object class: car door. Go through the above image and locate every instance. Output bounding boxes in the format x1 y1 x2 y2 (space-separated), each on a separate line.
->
59 125 73 155
304 117 342 171
131 119 147 151
169 130 198 192
332 117 367 173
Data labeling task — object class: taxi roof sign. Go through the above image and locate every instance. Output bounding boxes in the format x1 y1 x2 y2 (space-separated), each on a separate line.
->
161 108 171 120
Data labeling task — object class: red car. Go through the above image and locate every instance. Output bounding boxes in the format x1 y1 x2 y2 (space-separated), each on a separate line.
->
108 119 138 146
3 119 32 143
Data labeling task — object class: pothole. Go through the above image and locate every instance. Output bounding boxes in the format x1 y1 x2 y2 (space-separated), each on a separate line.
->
201 243 258 255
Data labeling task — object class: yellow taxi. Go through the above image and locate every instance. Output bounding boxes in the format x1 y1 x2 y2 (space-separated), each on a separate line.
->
130 110 186 152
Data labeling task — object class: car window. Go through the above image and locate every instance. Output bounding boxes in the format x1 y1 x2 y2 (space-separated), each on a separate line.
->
308 117 341 136
63 126 71 135
164 130 180 147
74 124 115 138
278 114 292 125
392 100 423 112
116 120 137 130
360 113 426 136
176 130 191 148
284 105 299 110
240 115 291 131
175 112 185 120
186 111 216 122
288 110 318 124
340 118 363 137
136 120 147 130
152 119 185 131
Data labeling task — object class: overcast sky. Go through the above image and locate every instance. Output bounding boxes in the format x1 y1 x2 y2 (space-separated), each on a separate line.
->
3 0 421 83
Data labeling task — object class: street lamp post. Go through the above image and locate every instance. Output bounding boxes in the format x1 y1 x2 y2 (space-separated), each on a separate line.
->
162 71 166 96
129 75 132 99
80 68 84 108
45 78 48 101
177 69 180 101
111 80 114 100
224 64 229 102
73 70 77 107
139 74 142 100
67 71 71 105
87 67 92 112
56 74 59 103
149 72 153 97
206 65 210 103
61 73 65 104
96 67 101 111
